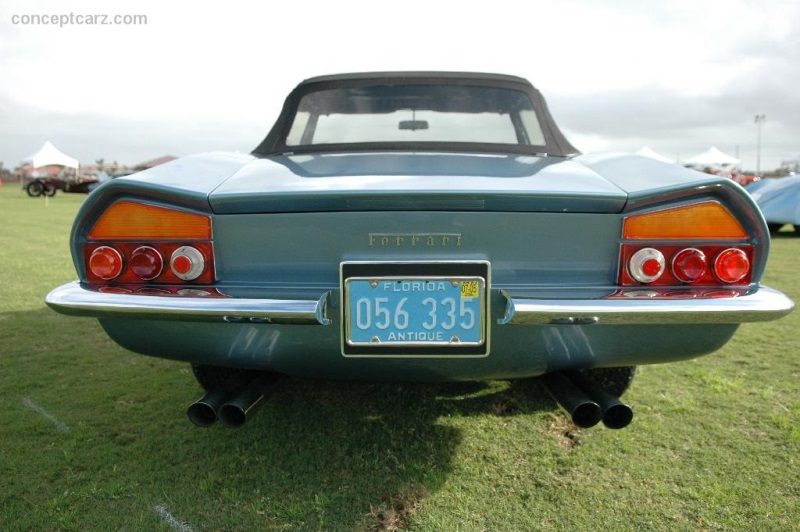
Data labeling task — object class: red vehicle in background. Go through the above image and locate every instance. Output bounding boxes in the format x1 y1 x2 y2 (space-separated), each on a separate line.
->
731 172 761 187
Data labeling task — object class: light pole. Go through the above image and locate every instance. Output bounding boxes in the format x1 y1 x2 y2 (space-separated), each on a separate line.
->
755 114 766 175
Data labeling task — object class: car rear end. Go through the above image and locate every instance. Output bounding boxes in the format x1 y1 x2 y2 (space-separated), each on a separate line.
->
46 153 792 383
44 72 793 429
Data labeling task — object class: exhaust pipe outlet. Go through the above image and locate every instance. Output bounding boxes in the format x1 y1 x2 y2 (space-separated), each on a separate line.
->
187 372 254 427
187 388 230 427
541 372 603 428
564 371 634 430
218 373 282 428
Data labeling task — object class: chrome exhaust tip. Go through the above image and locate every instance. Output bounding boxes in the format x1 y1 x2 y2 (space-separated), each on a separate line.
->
218 373 282 429
187 372 256 427
541 372 603 428
601 402 634 430
563 371 634 430
187 388 229 427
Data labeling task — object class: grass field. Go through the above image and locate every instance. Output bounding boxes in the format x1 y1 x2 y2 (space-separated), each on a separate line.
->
1 183 798 531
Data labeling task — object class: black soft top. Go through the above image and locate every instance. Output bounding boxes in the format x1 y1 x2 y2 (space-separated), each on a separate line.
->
299 71 534 86
252 71 579 157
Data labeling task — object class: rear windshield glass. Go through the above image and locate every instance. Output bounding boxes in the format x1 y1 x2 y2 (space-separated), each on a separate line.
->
285 85 546 147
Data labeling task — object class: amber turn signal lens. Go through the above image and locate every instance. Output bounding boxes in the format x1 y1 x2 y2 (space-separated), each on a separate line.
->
89 246 123 280
89 201 211 240
624 201 747 240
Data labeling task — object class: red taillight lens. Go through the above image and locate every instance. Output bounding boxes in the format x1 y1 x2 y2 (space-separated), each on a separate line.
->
628 248 665 283
170 246 206 281
620 244 753 286
714 248 750 283
671 248 708 283
84 242 214 284
89 246 124 280
130 246 164 280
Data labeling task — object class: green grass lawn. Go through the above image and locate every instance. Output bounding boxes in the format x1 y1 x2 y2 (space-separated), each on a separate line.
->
1 183 798 530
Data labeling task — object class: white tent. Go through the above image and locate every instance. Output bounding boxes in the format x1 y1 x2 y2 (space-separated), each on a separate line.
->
684 146 740 167
635 146 675 164
25 141 79 172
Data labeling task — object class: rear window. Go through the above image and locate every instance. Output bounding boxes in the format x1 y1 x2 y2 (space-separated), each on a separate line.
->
285 85 546 148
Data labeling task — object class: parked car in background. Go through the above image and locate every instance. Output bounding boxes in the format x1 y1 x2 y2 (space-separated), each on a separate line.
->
731 172 761 187
24 177 60 197
25 171 109 196
747 175 800 234
46 72 793 430
692 166 761 187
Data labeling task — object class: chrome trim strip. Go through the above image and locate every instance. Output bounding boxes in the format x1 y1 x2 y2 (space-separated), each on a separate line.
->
45 282 329 325
499 286 793 325
315 291 332 326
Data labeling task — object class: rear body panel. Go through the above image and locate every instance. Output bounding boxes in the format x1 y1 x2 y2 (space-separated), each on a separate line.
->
211 209 621 289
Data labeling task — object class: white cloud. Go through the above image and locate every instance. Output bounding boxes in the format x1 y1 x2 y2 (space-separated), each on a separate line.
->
1 0 798 170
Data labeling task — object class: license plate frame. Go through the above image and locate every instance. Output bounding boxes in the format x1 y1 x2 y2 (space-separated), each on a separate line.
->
340 262 490 358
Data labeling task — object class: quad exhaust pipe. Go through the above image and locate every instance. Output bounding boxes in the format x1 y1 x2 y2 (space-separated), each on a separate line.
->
541 371 633 429
189 369 631 429
187 373 282 428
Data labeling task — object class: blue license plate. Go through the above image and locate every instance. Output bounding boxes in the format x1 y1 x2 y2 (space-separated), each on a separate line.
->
344 276 486 349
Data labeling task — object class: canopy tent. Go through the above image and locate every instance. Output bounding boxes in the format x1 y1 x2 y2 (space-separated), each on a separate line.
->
684 146 740 167
25 141 79 171
635 146 674 164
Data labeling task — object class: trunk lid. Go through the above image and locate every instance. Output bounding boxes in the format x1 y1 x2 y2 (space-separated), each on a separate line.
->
209 152 627 214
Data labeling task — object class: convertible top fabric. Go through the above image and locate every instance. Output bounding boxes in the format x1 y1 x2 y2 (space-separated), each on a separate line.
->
252 72 579 157
298 71 533 86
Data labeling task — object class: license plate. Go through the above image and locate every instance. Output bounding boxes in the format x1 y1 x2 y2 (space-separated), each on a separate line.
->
341 262 489 357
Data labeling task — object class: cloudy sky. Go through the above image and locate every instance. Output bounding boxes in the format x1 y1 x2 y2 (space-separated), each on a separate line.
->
1 0 798 172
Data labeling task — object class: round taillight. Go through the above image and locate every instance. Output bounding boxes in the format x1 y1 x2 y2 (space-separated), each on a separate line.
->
672 248 707 283
130 246 164 280
714 248 750 283
628 248 665 283
89 246 123 280
170 246 205 281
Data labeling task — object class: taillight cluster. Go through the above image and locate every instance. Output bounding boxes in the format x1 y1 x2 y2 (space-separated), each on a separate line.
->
84 242 214 284
83 201 214 285
619 201 753 288
620 244 752 286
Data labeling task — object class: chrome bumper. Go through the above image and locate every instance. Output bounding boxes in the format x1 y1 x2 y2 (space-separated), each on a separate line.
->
46 282 793 327
498 286 794 325
45 282 331 325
